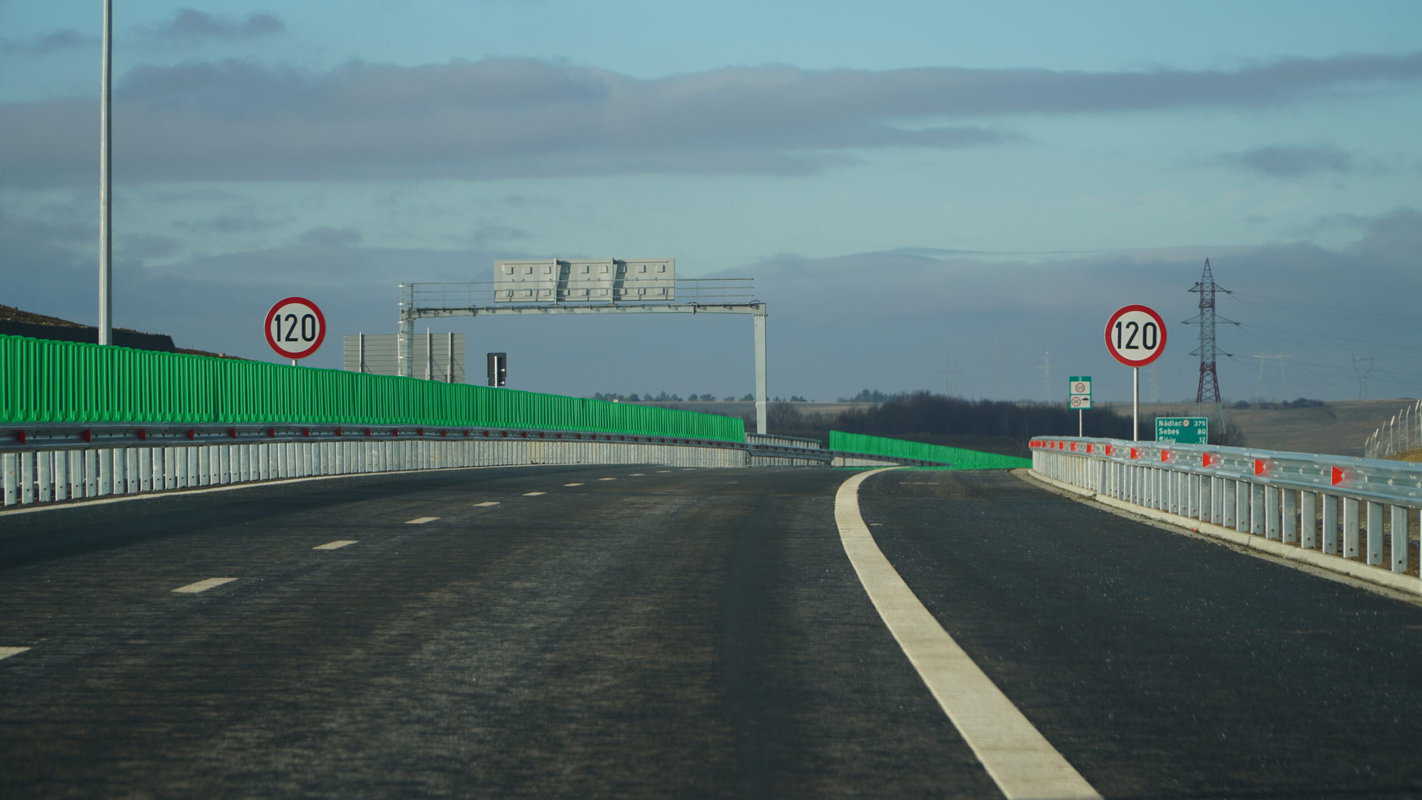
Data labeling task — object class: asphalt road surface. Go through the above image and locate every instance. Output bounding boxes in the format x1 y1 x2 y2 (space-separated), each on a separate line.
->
3 465 1422 798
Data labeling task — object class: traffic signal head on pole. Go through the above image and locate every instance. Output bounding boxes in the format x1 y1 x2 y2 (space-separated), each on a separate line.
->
487 352 507 387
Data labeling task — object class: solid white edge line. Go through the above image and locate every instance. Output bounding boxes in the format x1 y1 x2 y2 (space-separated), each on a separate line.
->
313 540 357 550
405 516 439 524
835 468 1101 800
0 647 31 661
172 577 238 594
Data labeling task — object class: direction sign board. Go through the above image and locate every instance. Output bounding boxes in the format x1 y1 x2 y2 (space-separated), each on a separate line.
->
1068 375 1092 409
1155 416 1208 444
1105 305 1167 367
264 297 326 360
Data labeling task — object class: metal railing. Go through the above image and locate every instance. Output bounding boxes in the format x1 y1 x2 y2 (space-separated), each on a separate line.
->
1031 436 1422 587
1364 400 1422 459
0 422 751 508
0 422 941 508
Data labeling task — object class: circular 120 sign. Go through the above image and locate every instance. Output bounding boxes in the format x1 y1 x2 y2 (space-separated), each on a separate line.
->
1105 304 1167 367
264 297 326 360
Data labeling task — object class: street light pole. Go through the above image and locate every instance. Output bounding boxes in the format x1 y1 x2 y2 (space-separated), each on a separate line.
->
98 0 113 346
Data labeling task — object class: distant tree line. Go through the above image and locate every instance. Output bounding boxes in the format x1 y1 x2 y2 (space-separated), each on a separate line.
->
755 391 1246 454
591 392 808 403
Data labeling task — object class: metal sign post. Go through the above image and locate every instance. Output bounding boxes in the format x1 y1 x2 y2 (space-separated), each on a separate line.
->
1105 305 1167 441
1068 376 1092 436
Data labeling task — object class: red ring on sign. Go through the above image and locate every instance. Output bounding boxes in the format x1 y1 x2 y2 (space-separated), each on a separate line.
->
1104 304 1168 368
263 296 327 360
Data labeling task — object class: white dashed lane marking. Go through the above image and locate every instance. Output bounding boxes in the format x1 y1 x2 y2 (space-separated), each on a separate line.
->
313 540 357 550
473 501 500 508
597 477 617 482
563 483 584 487
0 647 31 661
522 491 547 497
172 577 238 594
406 517 440 525
630 473 645 476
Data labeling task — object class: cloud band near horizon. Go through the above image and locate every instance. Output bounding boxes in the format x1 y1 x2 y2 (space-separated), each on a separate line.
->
2 50 1420 185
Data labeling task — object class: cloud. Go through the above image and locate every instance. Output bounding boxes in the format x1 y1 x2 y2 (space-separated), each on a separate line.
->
9 49 1413 186
1213 144 1355 178
142 9 285 43
0 29 94 56
296 226 362 247
175 209 284 235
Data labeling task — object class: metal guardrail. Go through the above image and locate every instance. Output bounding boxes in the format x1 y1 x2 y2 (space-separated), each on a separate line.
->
1030 435 1422 581
0 422 751 508
0 419 956 508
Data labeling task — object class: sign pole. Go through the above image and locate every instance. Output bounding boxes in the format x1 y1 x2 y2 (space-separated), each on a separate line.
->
1078 408 1083 437
1104 305 1166 444
1132 366 1140 442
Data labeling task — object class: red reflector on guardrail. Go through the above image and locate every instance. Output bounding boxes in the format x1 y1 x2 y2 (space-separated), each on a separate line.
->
1104 445 1114 456
1202 453 1216 467
1070 442 1078 451
1086 444 1094 453
1130 448 1139 459
14 431 27 444
1160 450 1171 463
1331 466 1346 486
1253 458 1269 477
80 430 93 443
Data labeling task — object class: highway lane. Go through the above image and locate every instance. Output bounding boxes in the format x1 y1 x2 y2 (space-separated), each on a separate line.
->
862 469 1422 799
0 466 997 798
7 464 1422 798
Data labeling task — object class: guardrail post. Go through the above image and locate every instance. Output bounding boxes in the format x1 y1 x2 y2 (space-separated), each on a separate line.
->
1366 501 1383 566
1300 491 1317 549
1265 486 1280 540
53 451 68 502
1281 489 1297 544
1343 498 1360 558
1322 494 1338 554
3 452 16 506
37 452 53 503
1391 505 1409 573
1233 480 1249 532
1249 483 1265 535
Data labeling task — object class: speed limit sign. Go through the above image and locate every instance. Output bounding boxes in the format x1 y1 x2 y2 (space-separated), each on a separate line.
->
264 297 326 360
1105 304 1166 367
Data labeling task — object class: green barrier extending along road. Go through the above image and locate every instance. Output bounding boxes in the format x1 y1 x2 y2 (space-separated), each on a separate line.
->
829 430 1030 470
0 334 745 442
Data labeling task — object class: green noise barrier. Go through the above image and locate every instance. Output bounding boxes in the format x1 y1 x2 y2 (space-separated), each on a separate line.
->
829 430 1030 470
0 334 745 443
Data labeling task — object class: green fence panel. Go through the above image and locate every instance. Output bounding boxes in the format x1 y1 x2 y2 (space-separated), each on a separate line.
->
0 333 746 442
829 430 1030 470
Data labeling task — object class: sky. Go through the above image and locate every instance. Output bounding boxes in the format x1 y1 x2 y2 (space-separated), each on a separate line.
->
3 1 1422 404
